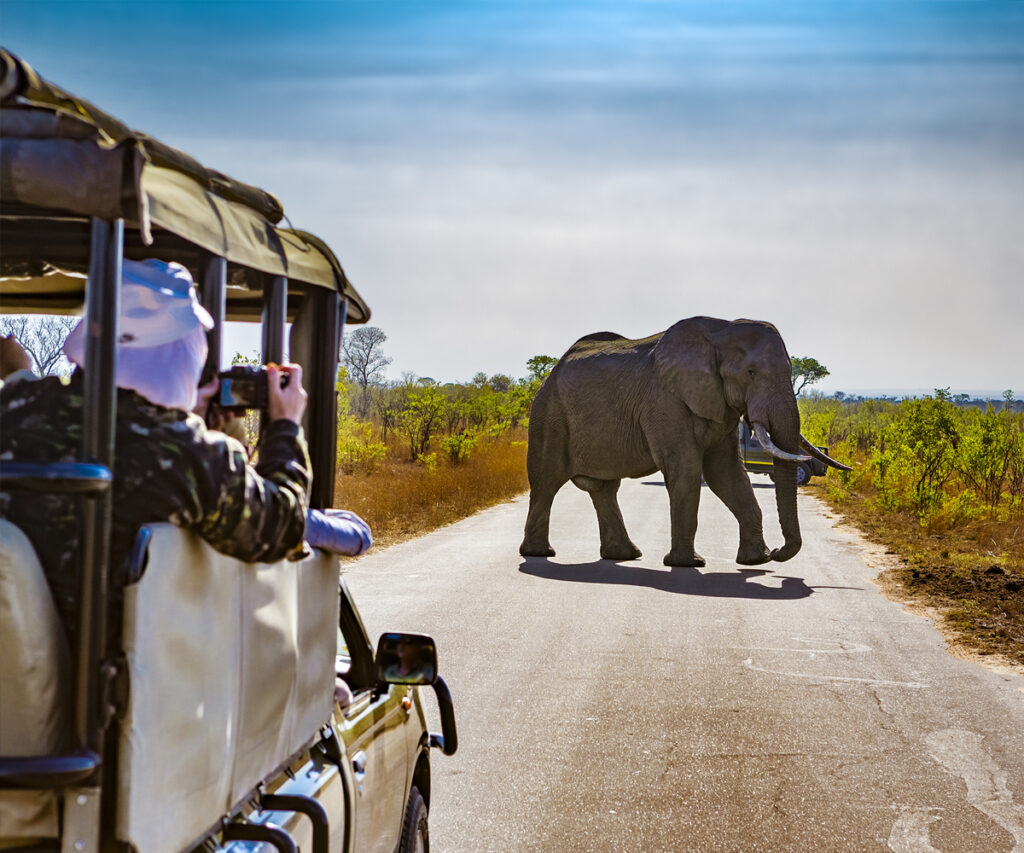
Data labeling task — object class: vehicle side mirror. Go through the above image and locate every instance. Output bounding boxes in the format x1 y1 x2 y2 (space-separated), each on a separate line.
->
375 632 438 686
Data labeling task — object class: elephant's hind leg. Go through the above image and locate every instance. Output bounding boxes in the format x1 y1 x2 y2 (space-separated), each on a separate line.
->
572 476 643 561
520 410 568 557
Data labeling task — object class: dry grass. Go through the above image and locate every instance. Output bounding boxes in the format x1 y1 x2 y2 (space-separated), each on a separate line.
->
809 476 1024 665
334 431 529 549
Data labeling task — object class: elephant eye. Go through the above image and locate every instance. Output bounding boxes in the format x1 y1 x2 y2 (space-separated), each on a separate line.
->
747 368 757 377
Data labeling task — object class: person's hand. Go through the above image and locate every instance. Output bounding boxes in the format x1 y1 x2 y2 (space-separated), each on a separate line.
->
0 335 32 379
334 677 353 709
194 376 219 419
268 363 307 425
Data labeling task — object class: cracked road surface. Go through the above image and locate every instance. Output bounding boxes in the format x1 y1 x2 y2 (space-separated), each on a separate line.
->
344 476 1024 852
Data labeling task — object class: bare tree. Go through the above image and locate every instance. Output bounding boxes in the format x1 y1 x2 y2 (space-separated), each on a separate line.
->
0 315 78 376
341 326 392 416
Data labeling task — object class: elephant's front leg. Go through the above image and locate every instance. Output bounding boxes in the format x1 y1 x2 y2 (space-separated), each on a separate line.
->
520 486 560 557
661 466 706 568
572 476 642 561
702 439 771 566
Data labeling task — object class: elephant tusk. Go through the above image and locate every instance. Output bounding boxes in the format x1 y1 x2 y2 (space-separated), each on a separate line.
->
751 422 811 463
799 434 854 471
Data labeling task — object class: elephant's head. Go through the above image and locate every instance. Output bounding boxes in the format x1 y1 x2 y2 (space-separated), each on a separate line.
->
653 316 850 562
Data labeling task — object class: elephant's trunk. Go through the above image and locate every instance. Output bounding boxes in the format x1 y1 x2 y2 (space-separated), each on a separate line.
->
750 405 802 562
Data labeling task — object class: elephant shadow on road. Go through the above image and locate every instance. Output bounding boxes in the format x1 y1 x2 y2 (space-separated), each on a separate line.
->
519 560 814 600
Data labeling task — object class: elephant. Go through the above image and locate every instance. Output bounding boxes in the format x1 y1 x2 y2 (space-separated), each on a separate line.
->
519 316 851 567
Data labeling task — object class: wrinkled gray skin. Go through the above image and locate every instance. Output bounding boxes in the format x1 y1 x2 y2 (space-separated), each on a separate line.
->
521 316 826 567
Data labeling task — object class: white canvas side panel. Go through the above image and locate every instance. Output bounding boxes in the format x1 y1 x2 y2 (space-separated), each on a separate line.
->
116 525 338 853
230 551 338 804
289 551 340 755
117 526 240 853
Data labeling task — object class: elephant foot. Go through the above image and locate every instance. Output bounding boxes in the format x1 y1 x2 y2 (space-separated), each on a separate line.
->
664 549 705 568
520 541 556 558
770 541 802 562
600 542 642 561
736 546 772 566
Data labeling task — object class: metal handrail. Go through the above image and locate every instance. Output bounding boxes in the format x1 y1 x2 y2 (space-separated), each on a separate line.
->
261 794 329 853
0 461 112 496
222 822 297 853
431 676 459 756
0 750 101 790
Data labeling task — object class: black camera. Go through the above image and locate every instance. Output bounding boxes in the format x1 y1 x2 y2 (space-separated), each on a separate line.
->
217 365 289 411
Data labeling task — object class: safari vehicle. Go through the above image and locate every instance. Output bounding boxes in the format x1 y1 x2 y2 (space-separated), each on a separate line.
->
739 419 827 486
0 49 456 853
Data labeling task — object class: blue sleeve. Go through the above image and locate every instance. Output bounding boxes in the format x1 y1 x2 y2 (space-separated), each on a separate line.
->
305 508 373 556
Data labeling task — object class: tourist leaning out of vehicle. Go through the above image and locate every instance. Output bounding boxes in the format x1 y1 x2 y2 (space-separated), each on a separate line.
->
0 259 370 648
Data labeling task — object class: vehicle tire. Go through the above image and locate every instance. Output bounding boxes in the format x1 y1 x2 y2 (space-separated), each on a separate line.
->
796 462 813 486
399 785 428 853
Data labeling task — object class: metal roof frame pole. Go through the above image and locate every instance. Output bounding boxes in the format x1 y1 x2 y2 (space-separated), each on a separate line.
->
76 217 121 749
262 274 287 365
309 293 344 510
260 274 288 441
69 217 122 848
200 254 227 384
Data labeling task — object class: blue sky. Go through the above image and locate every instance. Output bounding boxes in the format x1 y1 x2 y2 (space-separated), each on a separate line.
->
4 1 1023 393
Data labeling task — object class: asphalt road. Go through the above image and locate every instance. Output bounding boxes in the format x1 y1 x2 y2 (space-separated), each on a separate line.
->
344 476 1024 852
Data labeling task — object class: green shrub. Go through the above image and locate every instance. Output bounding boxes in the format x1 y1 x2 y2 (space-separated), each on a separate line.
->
955 406 1016 508
337 418 387 475
922 491 985 532
874 392 959 514
441 431 477 465
399 386 446 460
416 452 438 473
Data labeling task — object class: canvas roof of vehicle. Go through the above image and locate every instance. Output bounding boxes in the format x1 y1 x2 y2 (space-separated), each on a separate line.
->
0 50 370 323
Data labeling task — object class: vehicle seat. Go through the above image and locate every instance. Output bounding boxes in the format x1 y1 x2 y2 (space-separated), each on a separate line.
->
115 524 339 853
0 519 70 848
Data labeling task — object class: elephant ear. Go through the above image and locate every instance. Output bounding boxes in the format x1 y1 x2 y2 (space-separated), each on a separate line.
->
653 317 728 423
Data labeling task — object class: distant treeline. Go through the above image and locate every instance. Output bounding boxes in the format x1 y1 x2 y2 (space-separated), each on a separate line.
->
812 389 1023 414
336 366 547 473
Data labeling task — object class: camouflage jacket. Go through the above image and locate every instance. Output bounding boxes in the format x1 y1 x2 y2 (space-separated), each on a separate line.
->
0 371 311 646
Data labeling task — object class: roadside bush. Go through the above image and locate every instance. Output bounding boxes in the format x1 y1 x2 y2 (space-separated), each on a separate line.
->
877 392 959 514
337 420 387 475
955 406 1018 509
1007 434 1024 507
921 490 986 534
441 430 477 465
398 385 446 460
416 452 438 473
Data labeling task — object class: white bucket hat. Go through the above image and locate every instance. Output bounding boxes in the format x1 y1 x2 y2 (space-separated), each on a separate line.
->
64 259 215 411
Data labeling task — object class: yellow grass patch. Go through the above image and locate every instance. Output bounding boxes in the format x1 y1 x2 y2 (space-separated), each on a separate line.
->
334 432 528 549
